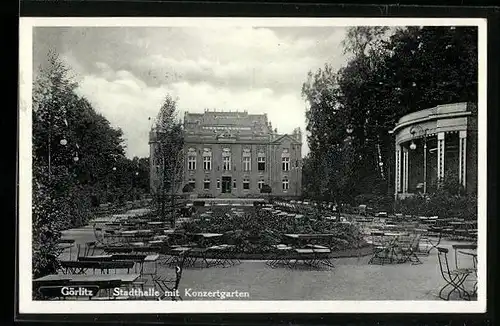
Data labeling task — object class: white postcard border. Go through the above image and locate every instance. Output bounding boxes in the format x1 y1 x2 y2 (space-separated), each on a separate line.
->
18 17 487 314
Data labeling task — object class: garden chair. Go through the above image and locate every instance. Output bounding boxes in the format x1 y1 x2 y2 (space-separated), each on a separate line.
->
368 232 397 265
154 254 187 301
414 228 441 255
395 234 422 264
436 247 473 300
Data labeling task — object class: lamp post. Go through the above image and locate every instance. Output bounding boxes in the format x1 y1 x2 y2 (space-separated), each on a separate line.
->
292 162 301 198
409 125 428 194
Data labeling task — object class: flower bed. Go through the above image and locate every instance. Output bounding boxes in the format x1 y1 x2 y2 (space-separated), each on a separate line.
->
181 207 364 254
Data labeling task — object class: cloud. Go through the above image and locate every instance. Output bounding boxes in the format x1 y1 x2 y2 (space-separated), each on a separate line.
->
33 25 350 158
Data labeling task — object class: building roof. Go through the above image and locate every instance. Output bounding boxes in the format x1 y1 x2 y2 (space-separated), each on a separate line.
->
184 110 272 135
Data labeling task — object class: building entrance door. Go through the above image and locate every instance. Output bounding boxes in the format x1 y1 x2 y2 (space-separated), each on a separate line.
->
221 176 232 193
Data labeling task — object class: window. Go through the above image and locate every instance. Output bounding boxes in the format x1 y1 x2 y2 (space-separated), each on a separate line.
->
223 156 231 171
188 178 196 189
203 155 211 171
203 179 210 190
233 179 237 189
243 178 250 190
258 179 264 189
282 177 289 191
282 157 290 171
257 154 265 171
222 148 231 171
243 149 251 172
188 155 196 170
243 156 251 172
216 179 220 189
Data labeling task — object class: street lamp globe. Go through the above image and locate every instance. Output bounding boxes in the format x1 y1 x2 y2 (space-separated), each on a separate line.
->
410 141 417 150
135 172 139 176
60 139 68 146
112 166 117 171
73 156 79 162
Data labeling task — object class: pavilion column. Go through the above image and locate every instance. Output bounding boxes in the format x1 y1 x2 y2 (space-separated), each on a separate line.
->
395 145 402 195
437 132 445 182
402 146 409 193
459 130 467 188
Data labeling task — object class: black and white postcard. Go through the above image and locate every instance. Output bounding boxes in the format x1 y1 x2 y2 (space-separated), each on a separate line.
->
18 17 487 314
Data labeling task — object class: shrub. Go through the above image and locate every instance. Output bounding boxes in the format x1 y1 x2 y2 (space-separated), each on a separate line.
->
32 166 95 278
181 206 362 253
354 194 392 212
395 179 477 220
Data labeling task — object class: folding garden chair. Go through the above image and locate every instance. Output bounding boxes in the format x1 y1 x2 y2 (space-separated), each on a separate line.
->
417 229 442 255
396 234 422 264
368 232 397 265
154 254 187 301
436 247 473 300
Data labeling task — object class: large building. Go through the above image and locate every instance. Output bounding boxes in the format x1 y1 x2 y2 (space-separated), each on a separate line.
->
391 102 478 199
149 110 303 198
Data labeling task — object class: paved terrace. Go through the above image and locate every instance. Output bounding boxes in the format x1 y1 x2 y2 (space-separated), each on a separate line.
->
56 210 477 301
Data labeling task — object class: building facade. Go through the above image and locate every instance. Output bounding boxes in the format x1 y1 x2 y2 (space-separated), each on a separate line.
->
391 102 478 199
149 110 303 198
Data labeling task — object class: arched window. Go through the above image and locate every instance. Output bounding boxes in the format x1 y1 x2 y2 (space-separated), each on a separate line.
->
257 151 265 171
282 149 290 171
203 148 212 171
222 148 231 171
187 148 196 170
282 176 289 191
243 148 251 172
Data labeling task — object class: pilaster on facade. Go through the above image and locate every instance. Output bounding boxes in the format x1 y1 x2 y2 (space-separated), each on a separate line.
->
402 146 409 193
395 145 401 195
459 130 467 188
437 132 445 182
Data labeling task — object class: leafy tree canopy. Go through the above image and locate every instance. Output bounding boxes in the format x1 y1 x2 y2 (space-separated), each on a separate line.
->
302 26 477 203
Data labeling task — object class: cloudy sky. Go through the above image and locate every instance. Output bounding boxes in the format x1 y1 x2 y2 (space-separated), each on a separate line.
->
33 26 351 158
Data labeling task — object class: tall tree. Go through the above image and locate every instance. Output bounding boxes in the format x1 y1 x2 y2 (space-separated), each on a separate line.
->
152 95 184 226
33 50 79 177
32 51 144 277
301 26 477 204
32 51 81 278
302 65 349 202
